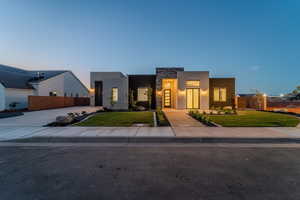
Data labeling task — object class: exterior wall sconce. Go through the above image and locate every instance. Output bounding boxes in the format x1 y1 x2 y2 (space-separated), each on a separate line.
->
156 90 162 95
89 88 95 93
178 90 186 95
201 89 208 95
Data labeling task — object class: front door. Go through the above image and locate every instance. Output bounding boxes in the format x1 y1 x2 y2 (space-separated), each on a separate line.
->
164 89 171 108
95 81 103 106
186 88 200 109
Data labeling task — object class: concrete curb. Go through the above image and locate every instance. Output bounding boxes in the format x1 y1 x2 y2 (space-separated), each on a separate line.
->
5 136 300 144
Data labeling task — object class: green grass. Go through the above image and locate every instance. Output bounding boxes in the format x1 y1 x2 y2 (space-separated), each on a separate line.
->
208 111 300 127
156 111 170 126
76 112 154 126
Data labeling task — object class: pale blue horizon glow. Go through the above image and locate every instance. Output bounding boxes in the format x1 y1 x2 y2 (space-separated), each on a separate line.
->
0 0 299 95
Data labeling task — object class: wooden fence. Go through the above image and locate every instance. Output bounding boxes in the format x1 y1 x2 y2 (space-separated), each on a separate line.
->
266 101 300 114
28 96 90 111
236 95 267 110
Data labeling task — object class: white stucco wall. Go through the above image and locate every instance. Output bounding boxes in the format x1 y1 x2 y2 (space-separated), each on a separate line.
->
35 72 89 97
0 83 5 111
90 72 128 110
177 71 210 110
35 73 64 96
5 88 34 110
63 72 89 97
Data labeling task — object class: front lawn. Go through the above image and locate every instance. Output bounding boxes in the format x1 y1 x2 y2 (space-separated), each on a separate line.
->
208 111 300 127
76 111 154 126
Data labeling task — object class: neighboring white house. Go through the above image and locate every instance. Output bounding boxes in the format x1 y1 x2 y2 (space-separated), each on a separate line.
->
0 64 89 111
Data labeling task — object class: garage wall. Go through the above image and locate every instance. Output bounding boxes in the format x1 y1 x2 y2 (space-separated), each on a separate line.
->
63 72 89 97
0 83 5 111
35 73 65 96
90 72 128 110
36 72 89 97
5 88 34 110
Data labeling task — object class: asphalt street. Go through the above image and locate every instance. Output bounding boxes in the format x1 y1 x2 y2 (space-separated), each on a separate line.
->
0 144 300 200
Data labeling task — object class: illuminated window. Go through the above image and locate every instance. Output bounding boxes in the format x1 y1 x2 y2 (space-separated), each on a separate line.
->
186 81 200 87
112 88 118 102
214 88 227 102
137 88 148 101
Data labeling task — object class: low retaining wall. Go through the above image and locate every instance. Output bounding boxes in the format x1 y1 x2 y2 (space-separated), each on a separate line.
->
266 107 300 114
28 96 90 111
266 101 300 114
267 101 300 108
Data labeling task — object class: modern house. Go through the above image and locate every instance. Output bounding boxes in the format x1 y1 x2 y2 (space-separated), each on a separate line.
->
0 64 89 111
90 67 235 110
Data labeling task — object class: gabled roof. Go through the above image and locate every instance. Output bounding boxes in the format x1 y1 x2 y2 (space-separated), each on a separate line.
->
28 70 68 83
0 64 67 89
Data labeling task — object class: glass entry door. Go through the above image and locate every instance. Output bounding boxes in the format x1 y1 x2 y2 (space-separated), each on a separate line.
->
186 88 200 109
164 89 171 108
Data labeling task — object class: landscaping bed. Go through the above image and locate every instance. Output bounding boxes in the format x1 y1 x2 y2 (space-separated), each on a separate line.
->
46 111 92 127
156 111 170 126
188 111 218 127
75 111 154 127
207 110 300 127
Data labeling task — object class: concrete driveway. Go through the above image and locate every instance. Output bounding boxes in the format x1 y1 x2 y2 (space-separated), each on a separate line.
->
0 106 100 127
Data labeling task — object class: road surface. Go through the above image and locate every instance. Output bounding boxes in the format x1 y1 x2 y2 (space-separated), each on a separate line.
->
0 143 300 200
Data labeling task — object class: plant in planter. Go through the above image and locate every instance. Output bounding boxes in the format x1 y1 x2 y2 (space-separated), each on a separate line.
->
147 87 153 110
129 90 138 111
189 110 216 126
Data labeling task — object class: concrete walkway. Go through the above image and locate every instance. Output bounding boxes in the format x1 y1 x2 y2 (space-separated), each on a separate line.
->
163 109 205 127
0 106 101 127
0 127 175 141
0 126 300 142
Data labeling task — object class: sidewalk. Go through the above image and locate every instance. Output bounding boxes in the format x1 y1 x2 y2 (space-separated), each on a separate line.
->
1 126 300 143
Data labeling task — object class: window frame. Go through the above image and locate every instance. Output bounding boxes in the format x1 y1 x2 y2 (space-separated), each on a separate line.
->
137 87 149 102
112 87 118 102
213 87 227 102
186 80 200 87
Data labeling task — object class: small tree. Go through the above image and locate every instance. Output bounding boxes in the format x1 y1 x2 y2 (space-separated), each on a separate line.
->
147 88 153 110
287 86 300 100
129 89 137 110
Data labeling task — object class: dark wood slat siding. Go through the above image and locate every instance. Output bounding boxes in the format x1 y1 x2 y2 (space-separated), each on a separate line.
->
209 78 236 108
128 75 156 109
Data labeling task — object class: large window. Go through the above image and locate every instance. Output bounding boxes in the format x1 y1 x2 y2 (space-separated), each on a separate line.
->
186 81 200 87
137 88 148 101
112 88 118 102
214 88 227 102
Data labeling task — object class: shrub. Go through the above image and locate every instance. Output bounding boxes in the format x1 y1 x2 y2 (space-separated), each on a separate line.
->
188 111 215 126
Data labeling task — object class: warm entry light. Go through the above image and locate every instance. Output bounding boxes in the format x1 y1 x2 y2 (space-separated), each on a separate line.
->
89 88 95 93
178 90 186 95
201 89 208 95
156 90 162 95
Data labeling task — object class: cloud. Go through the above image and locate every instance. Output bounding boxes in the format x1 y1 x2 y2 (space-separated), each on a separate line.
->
250 65 261 71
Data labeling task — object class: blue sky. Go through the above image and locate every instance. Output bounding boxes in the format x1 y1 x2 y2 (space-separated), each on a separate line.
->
0 0 299 95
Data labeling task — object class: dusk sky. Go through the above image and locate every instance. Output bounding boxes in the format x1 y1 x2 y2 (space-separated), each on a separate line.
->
0 0 299 95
